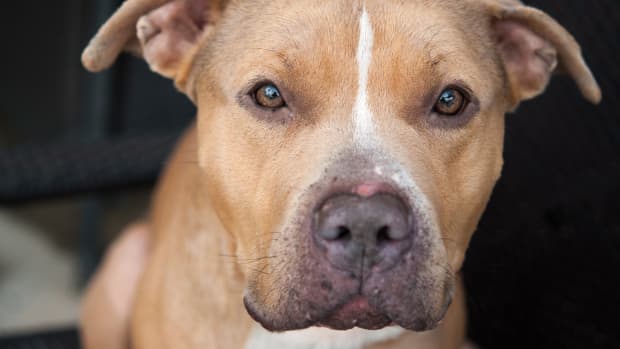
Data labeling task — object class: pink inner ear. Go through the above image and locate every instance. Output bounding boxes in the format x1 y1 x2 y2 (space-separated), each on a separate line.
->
137 0 208 78
495 20 558 100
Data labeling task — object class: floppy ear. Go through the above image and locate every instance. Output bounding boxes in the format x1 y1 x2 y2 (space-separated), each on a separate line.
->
481 0 601 106
82 0 228 96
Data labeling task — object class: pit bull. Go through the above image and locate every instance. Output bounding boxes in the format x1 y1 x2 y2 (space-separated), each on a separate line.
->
79 0 601 348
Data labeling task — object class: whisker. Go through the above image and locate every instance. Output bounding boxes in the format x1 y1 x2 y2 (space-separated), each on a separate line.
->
218 254 278 262
440 236 463 249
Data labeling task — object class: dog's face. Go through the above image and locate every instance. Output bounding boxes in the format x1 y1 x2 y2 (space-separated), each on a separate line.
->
84 0 599 333
196 1 507 331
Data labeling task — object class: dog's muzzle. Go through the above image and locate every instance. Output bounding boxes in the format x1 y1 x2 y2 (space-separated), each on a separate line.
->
243 153 452 333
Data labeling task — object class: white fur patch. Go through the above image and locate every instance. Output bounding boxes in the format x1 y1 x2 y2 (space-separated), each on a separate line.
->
244 325 405 349
353 7 376 148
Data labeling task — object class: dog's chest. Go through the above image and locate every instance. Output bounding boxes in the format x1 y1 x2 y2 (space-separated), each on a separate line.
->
244 325 405 349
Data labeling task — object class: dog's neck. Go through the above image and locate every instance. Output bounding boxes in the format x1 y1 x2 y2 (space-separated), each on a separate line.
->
244 325 406 349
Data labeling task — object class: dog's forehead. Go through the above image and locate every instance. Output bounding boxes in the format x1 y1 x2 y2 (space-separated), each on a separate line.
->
222 0 481 60
204 0 496 97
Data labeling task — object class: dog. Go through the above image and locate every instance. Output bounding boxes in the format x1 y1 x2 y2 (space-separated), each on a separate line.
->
79 0 601 348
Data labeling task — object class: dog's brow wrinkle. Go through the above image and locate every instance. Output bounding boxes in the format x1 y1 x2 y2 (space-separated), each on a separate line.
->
417 25 454 72
353 7 376 147
248 47 293 70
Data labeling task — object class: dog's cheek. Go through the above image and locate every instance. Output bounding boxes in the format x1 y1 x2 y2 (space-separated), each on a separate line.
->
193 108 266 265
441 112 506 270
194 110 301 286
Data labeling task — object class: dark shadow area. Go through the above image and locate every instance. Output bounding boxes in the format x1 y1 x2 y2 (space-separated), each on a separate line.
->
0 329 80 349
464 1 620 348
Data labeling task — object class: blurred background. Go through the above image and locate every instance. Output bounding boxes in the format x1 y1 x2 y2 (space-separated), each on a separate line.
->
0 0 618 348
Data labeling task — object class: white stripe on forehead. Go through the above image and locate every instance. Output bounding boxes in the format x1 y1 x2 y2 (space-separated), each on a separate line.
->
353 7 376 148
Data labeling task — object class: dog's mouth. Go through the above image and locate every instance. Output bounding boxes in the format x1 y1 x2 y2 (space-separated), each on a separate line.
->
317 295 392 330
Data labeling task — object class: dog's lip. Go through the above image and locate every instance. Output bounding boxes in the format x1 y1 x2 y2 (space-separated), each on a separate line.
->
332 295 372 317
317 295 393 330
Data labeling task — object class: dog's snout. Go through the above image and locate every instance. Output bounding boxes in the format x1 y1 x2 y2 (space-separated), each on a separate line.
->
313 193 413 273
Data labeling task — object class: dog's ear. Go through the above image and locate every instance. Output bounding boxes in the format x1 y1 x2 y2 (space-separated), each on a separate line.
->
481 0 601 106
82 0 228 97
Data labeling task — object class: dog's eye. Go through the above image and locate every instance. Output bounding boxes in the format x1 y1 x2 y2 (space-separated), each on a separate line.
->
254 83 285 109
434 87 467 116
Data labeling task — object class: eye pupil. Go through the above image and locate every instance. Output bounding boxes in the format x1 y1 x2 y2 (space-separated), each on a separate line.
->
434 87 466 116
439 91 455 105
254 83 285 109
264 85 280 100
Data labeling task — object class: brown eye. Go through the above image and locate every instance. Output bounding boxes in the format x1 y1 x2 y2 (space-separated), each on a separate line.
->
434 87 467 116
254 83 285 109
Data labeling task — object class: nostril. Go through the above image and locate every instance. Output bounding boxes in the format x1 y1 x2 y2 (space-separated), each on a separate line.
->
321 225 352 241
335 226 352 241
376 225 391 244
378 221 410 242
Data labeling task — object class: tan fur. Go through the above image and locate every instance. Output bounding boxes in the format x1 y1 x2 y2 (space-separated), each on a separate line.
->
80 1 600 349
82 0 168 71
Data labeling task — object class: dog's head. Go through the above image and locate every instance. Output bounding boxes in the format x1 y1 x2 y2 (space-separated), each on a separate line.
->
85 0 599 333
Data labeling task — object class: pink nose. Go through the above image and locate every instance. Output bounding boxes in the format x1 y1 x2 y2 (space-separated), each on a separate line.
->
312 193 413 273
